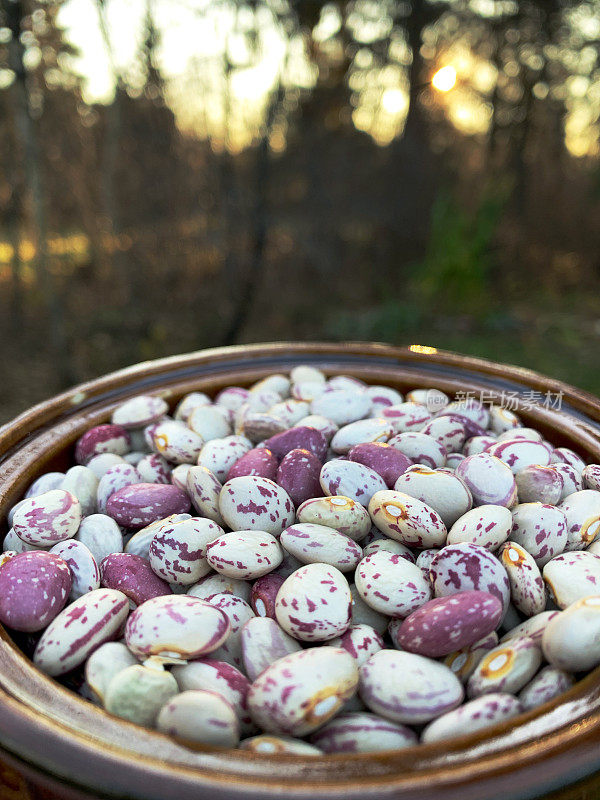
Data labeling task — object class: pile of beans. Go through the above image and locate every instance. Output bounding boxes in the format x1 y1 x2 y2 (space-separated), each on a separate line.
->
2 367 600 755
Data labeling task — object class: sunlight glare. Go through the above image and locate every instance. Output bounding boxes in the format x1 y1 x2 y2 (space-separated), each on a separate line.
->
432 65 457 92
381 87 407 114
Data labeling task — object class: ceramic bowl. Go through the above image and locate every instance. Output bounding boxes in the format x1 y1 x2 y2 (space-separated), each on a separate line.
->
1 342 600 800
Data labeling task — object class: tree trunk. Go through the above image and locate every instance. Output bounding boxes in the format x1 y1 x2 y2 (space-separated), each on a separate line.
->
3 0 72 386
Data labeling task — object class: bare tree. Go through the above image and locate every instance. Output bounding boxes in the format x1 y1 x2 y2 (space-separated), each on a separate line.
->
2 0 72 385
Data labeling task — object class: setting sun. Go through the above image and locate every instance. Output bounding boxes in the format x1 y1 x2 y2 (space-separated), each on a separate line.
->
431 65 457 93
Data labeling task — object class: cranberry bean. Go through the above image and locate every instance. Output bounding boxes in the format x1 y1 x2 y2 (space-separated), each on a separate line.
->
101 553 172 605
75 424 131 465
248 647 359 736
0 551 72 632
106 483 191 529
391 591 503 657
33 589 129 676
275 563 352 642
359 650 463 724
348 442 411 488
125 594 230 660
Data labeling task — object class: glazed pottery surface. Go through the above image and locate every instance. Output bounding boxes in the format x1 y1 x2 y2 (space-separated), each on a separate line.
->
1 342 600 800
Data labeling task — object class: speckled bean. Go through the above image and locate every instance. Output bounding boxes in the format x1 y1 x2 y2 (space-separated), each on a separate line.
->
467 637 542 697
463 436 497 457
86 454 127 479
359 650 463 724
3 528 40 554
25 472 66 498
206 530 283 579
518 666 574 710
500 610 559 643
207 593 255 668
394 467 472 527
421 693 522 743
420 415 467 453
75 514 123 564
125 594 230 660
368 490 447 548
554 447 586 471
174 393 213 423
75 424 131 465
172 658 254 735
293 415 338 442
447 505 512 550
97 463 142 514
250 573 285 618
150 420 204 464
296 496 371 542
328 623 384 666
509 503 567 566
248 646 358 736
430 543 510 612
499 542 545 616
559 489 600 550
125 514 188 560
275 563 352 642
187 572 252 603
112 395 168 429
219 476 294 536
101 552 172 605
347 443 412 489
330 419 393 455
311 711 417 753
515 465 564 505
106 483 191 529
542 595 600 671
50 539 100 600
280 523 362 572
552 462 584 500
136 454 171 485
240 616 303 681
388 431 446 469
486 439 551 473
543 551 600 608
488 405 520 434
276 448 323 506
366 385 404 412
197 435 252 483
362 538 415 561
185 465 225 526
61 466 99 517
405 388 449 412
157 689 240 746
33 588 129 676
381 402 432 434
13 489 82 547
355 550 431 617
390 591 503 657
149 517 222 585
0 551 72 632
455 453 517 507
228 448 278 481
311 390 371 426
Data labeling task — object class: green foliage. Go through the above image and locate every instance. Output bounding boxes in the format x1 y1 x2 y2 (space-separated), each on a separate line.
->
412 185 510 311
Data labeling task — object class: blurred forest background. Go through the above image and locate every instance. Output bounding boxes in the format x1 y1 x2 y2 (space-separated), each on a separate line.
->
0 0 599 423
